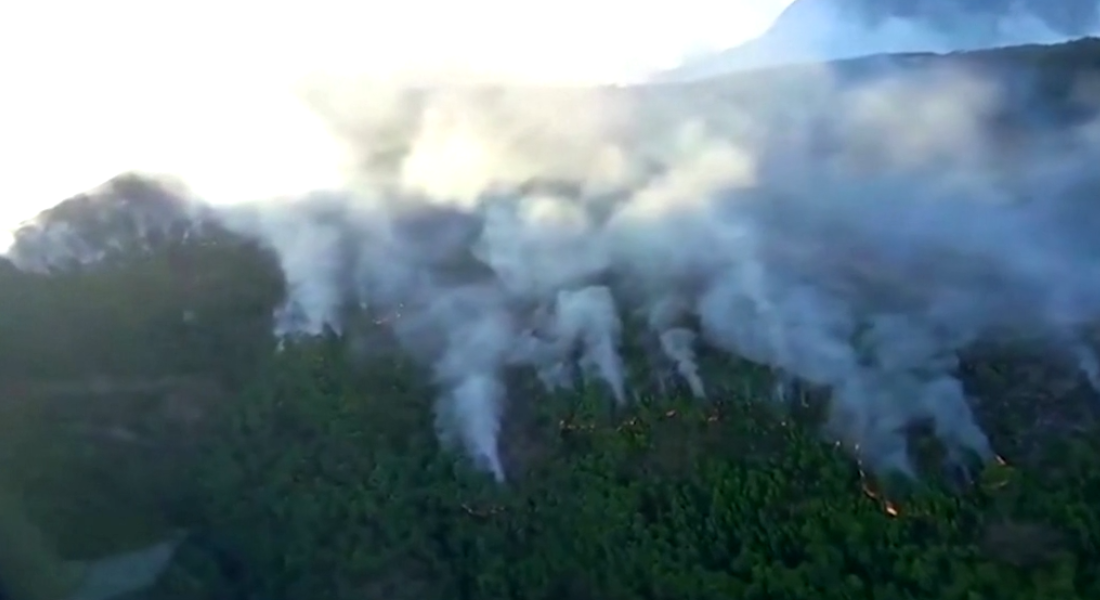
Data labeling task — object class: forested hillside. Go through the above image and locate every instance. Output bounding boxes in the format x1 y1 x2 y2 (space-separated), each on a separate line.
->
4 40 1100 600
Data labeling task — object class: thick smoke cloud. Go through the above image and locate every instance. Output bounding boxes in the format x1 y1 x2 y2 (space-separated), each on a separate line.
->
17 58 1100 481
208 60 1100 480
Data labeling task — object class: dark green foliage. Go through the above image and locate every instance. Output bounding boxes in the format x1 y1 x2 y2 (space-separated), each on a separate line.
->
0 219 286 562
140 337 1099 600
0 228 284 384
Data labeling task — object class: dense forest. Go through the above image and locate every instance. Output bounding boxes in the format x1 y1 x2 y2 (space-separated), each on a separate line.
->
4 39 1100 600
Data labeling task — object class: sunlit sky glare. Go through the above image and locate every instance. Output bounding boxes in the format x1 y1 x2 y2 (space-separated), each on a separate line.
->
0 0 794 247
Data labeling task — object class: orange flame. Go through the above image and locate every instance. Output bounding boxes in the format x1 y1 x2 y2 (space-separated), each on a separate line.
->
860 474 901 517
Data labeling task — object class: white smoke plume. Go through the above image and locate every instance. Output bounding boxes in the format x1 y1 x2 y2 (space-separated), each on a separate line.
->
14 53 1100 481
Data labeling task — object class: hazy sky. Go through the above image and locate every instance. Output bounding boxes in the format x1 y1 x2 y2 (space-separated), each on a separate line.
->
0 0 794 245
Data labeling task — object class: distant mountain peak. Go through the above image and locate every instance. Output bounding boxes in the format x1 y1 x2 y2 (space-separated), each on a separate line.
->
825 0 1100 32
662 0 1100 79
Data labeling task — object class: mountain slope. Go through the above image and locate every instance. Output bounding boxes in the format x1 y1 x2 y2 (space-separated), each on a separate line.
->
4 39 1100 599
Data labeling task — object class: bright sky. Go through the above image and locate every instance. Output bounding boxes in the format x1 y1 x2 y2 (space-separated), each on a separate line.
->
0 0 793 248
